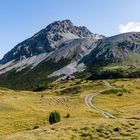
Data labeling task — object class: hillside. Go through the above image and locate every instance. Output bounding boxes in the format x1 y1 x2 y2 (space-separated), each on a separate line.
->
0 79 140 139
83 32 140 66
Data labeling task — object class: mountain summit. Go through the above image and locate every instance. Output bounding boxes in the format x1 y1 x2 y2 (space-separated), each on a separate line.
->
0 20 103 64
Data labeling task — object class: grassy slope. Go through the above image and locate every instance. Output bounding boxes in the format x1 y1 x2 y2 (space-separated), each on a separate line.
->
0 80 104 136
0 58 70 90
0 79 140 139
86 63 140 80
2 118 140 140
94 79 140 118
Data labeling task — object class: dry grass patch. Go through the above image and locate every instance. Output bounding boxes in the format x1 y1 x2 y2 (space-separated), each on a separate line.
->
0 80 104 136
1 118 140 140
94 79 140 117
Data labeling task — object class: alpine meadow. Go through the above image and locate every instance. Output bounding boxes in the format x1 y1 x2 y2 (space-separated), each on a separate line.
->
0 0 140 139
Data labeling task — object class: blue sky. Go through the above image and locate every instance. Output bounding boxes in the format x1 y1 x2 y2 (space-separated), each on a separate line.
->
0 0 140 58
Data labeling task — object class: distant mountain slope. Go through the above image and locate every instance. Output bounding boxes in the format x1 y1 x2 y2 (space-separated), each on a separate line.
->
83 32 140 66
82 32 140 80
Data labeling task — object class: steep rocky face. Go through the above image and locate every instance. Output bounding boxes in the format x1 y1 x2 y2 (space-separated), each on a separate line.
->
48 38 98 62
0 38 98 75
0 20 103 64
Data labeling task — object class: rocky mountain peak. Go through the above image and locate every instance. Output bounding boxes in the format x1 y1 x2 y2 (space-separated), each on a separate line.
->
46 20 74 32
0 20 103 64
45 19 94 38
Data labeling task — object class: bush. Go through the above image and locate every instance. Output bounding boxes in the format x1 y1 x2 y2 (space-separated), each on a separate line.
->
33 125 39 129
101 88 129 96
41 95 44 98
59 85 81 95
75 81 81 85
117 92 123 96
49 111 60 124
34 83 54 92
65 113 70 118
33 84 46 92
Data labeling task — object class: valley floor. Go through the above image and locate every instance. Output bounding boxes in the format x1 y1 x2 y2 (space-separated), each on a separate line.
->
0 79 140 139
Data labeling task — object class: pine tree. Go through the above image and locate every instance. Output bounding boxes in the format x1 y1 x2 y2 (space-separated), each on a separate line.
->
49 111 60 124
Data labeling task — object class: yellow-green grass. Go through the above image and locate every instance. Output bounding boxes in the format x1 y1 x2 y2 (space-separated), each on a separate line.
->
94 79 140 118
1 79 140 139
1 118 140 140
0 80 105 136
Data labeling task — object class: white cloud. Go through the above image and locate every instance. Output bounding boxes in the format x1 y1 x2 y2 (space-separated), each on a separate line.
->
118 22 140 33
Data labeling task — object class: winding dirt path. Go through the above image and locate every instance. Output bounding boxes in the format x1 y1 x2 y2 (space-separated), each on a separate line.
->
85 81 117 119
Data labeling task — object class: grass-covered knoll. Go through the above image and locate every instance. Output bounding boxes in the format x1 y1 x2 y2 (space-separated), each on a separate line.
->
56 85 81 95
94 78 140 117
101 88 130 96
85 64 140 80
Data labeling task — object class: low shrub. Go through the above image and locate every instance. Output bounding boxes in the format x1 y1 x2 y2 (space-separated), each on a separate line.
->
117 92 123 96
49 111 60 124
101 88 130 96
58 86 81 95
33 125 39 129
34 83 54 92
65 113 70 118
